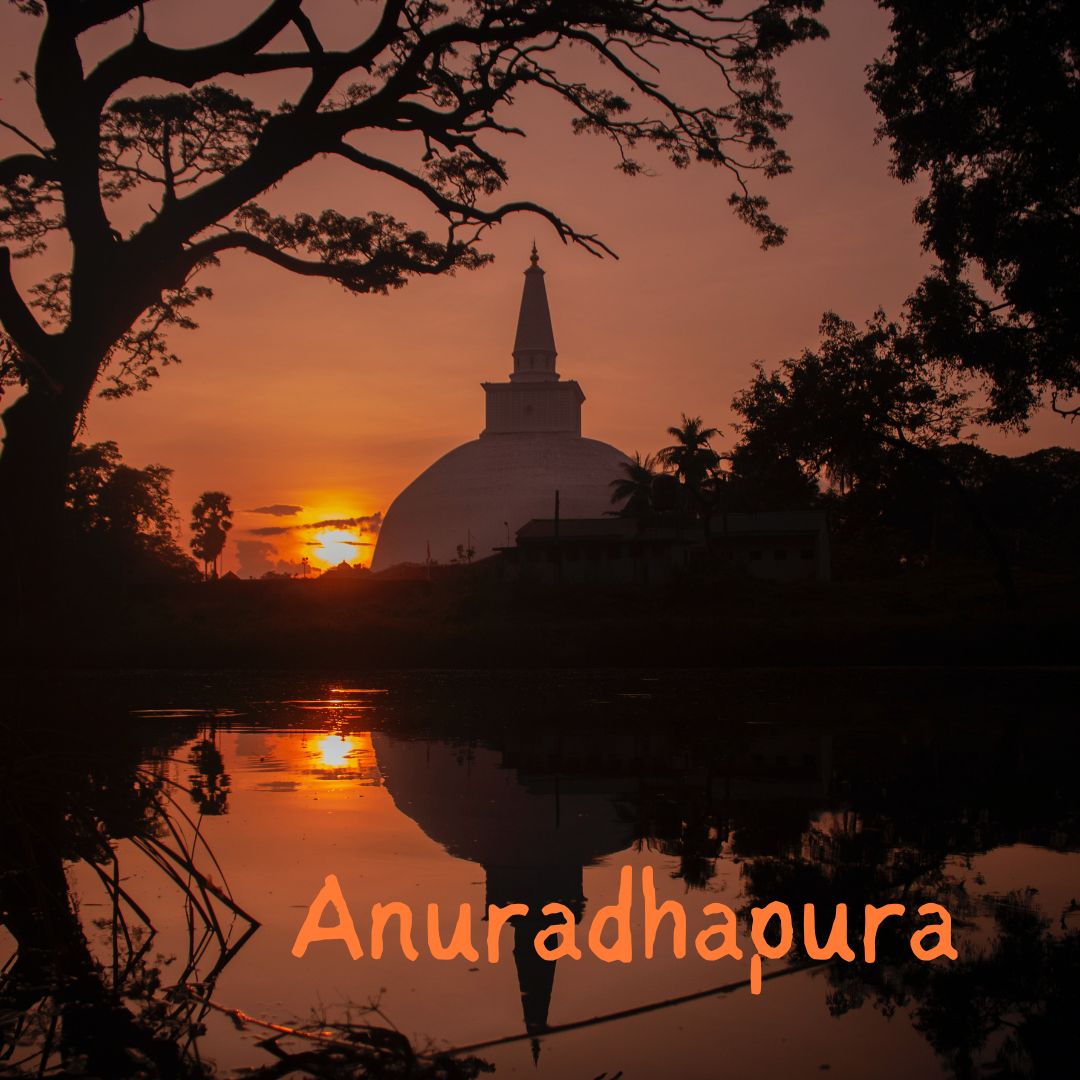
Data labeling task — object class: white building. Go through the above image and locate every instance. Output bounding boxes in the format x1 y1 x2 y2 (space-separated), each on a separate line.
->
371 248 630 570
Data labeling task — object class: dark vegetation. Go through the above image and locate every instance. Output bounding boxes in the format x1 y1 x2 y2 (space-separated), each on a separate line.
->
63 439 199 584
7 415 1076 669
6 551 1075 669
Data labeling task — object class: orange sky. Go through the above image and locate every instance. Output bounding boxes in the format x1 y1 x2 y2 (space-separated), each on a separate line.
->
2 0 1077 574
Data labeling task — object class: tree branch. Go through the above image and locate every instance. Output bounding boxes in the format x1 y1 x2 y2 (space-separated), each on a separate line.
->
1050 392 1078 420
0 117 53 159
0 151 58 186
85 0 305 106
176 228 461 288
0 245 55 367
330 142 615 257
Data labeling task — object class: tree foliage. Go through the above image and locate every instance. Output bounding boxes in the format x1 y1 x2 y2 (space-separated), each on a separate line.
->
658 414 721 495
64 440 197 580
609 451 659 518
868 0 1080 421
0 0 827 405
730 311 1028 597
732 310 974 483
190 489 233 578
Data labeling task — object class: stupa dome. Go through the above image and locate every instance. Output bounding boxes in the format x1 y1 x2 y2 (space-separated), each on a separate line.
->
372 248 630 570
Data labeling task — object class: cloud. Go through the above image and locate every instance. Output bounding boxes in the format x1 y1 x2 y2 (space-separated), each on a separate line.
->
247 512 383 538
303 538 372 547
307 514 383 532
248 504 303 517
235 540 277 578
235 539 306 578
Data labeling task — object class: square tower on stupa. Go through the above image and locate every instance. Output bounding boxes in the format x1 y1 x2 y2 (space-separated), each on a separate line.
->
481 244 585 436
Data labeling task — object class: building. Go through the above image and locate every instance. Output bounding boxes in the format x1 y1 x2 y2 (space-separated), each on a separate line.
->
371 247 630 571
500 517 692 585
500 509 831 585
719 510 831 582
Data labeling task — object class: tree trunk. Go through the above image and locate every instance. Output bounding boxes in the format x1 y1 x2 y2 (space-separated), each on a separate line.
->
0 388 83 614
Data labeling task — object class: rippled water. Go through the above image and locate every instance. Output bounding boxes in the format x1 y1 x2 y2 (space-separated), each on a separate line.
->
2 670 1077 1077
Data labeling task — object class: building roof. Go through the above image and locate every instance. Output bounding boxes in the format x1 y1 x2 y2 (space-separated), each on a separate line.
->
516 517 633 541
514 517 692 545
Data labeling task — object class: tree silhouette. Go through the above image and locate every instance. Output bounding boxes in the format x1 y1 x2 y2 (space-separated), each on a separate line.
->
190 490 233 579
658 415 721 509
609 451 658 518
868 0 1080 423
65 440 196 581
188 734 231 816
658 413 722 545
0 0 827 592
732 311 1019 601
724 439 818 511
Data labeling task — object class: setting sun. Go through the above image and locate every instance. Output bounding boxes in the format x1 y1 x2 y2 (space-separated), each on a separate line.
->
309 529 363 568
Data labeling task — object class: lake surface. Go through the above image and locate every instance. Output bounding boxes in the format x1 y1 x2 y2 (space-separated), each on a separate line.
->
2 669 1078 1078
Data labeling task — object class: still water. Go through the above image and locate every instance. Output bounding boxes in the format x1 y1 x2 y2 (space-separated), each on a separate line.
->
2 670 1077 1078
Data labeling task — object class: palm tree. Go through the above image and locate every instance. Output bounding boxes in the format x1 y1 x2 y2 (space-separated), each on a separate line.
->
659 416 722 549
658 415 722 503
190 491 233 579
609 452 658 517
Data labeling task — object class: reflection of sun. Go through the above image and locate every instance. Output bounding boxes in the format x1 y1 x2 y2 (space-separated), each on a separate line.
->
314 734 354 768
309 529 359 567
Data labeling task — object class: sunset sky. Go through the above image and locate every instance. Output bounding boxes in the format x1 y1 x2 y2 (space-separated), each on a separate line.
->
2 0 1077 573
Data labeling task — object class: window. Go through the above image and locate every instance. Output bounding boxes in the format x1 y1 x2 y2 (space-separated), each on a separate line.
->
773 549 788 560
800 548 814 561
749 549 763 561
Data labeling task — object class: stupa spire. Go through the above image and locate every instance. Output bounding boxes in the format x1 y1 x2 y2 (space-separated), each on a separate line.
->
511 245 558 382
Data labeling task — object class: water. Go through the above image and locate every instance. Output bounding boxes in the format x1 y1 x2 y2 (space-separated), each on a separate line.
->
2 669 1077 1078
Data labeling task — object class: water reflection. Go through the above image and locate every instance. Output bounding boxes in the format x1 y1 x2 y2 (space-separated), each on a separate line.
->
0 713 256 1077
375 732 634 1058
1 671 1077 1078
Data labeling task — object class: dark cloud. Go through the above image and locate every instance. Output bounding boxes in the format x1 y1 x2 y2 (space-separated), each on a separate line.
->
247 512 382 538
248 504 303 517
236 540 277 577
235 539 306 579
306 514 383 532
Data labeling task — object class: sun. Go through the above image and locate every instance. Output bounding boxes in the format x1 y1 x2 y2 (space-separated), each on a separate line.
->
309 529 361 568
313 734 354 768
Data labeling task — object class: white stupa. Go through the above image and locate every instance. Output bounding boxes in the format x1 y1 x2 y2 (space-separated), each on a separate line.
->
371 247 630 570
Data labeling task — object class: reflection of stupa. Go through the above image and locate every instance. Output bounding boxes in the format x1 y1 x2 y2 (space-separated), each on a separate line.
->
371 248 630 570
372 733 632 1052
